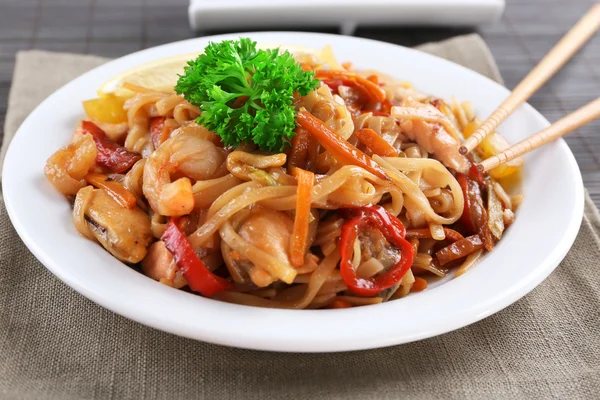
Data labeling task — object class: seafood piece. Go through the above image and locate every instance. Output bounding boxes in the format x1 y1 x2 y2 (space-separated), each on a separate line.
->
393 98 469 173
45 134 97 196
222 208 295 287
143 134 225 216
73 187 153 263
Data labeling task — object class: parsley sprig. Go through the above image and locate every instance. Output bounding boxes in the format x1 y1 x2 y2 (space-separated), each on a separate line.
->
175 38 318 152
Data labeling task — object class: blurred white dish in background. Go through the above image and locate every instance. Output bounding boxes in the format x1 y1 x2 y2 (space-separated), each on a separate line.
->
188 0 505 35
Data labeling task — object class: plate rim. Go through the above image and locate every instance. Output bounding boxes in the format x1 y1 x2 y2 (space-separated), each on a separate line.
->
2 31 585 352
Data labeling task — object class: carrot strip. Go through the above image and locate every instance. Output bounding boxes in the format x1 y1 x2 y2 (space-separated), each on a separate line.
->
296 111 388 180
350 75 386 102
289 126 310 172
316 70 386 102
300 63 314 72
354 128 399 157
366 74 379 84
328 299 353 309
411 277 428 292
85 172 137 209
290 168 314 267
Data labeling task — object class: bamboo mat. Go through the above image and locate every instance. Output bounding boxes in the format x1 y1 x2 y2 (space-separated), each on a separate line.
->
1 0 598 206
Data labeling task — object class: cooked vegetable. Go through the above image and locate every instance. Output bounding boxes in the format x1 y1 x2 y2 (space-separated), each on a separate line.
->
81 121 141 173
327 299 353 309
162 218 232 297
456 173 494 251
463 120 523 179
454 249 484 278
288 127 310 171
248 168 279 187
456 174 485 233
83 95 127 124
468 162 486 185
339 206 414 296
486 180 505 240
354 128 399 157
316 70 386 103
85 172 137 209
290 168 315 266
411 277 428 292
297 110 388 180
436 235 484 266
175 38 318 152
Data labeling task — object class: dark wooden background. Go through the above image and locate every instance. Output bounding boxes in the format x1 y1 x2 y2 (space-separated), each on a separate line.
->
1 0 599 207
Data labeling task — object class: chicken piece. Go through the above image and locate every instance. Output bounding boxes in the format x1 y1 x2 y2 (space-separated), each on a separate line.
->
236 208 295 286
397 98 469 173
237 208 295 265
220 208 297 287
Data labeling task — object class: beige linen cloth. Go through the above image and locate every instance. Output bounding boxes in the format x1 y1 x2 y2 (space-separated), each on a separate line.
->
1 34 599 400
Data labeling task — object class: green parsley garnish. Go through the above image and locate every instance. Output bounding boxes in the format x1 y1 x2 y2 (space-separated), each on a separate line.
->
175 38 319 152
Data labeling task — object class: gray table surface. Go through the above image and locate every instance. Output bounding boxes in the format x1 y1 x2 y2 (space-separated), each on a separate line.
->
1 0 599 207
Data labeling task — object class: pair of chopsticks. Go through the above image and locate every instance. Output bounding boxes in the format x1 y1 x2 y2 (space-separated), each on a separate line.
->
458 5 600 172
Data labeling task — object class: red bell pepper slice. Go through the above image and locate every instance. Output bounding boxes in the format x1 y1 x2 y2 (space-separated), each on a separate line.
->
468 161 486 185
150 117 168 149
162 218 232 297
81 120 141 173
339 206 414 297
456 173 481 233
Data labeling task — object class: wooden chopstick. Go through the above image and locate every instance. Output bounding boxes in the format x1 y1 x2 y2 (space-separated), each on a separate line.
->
476 97 600 172
459 5 600 156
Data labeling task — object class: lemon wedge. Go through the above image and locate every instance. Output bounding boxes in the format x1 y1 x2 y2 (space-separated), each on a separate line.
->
97 52 201 97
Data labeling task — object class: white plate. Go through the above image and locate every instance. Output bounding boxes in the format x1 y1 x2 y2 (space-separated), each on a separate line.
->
2 32 583 352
